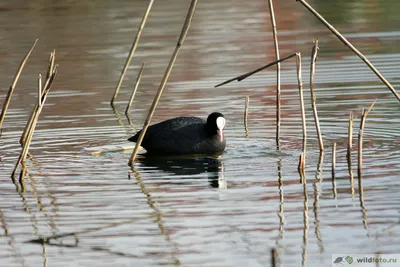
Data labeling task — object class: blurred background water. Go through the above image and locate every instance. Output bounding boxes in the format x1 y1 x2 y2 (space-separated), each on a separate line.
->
0 0 399 266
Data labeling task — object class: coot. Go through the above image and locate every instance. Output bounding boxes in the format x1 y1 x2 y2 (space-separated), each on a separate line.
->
128 112 226 155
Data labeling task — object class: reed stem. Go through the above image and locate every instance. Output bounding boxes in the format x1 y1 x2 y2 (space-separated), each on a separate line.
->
267 0 281 150
297 0 400 102
111 0 154 105
0 39 38 129
20 51 56 145
310 39 324 152
297 53 307 171
358 100 376 179
129 0 199 165
125 62 145 114
244 96 249 137
215 53 296 88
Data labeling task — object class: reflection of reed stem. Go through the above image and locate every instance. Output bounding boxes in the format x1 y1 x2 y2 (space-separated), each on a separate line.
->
111 0 154 104
301 171 309 266
347 112 355 198
125 62 145 115
309 40 324 152
296 53 307 172
0 39 38 129
297 0 400 102
215 53 296 88
244 96 249 137
267 0 281 150
313 182 324 252
271 248 277 267
276 159 285 265
129 0 200 164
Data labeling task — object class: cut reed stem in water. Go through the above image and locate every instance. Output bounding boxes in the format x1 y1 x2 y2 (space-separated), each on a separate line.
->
244 96 249 137
125 62 145 115
332 142 336 179
347 112 355 197
358 100 376 179
20 51 56 145
111 0 154 105
215 53 297 88
0 39 38 129
267 0 281 150
296 53 307 172
332 142 337 199
297 0 400 102
309 39 324 152
12 66 58 178
129 0 199 165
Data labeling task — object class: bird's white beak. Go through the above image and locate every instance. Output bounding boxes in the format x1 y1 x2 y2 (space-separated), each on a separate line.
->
216 117 225 142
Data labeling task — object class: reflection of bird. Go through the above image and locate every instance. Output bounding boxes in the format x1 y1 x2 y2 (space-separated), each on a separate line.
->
128 112 226 155
137 156 222 188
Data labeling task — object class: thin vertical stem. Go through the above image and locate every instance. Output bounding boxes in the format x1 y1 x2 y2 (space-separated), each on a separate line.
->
347 112 355 197
296 53 307 171
129 0 199 165
358 100 376 179
125 62 145 114
267 0 281 150
310 39 324 151
244 96 249 137
111 0 154 105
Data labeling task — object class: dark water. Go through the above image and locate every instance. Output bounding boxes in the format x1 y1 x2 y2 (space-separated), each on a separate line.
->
1 0 400 266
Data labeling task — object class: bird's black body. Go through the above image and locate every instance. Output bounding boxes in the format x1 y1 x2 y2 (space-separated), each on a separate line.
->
128 112 226 155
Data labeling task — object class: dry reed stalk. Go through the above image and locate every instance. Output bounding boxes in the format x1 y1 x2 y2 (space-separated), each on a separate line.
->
332 142 336 179
0 39 38 129
358 100 376 179
297 0 400 102
125 62 145 114
297 53 307 171
267 0 281 149
244 96 249 137
215 53 297 88
310 39 324 152
129 0 199 165
12 66 58 178
20 51 56 145
111 0 155 105
346 112 355 197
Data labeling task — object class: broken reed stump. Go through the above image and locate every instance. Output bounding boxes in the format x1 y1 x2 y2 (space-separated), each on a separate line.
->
20 51 56 145
267 0 281 150
111 0 154 105
297 0 400 102
244 96 249 137
215 53 296 88
12 65 58 178
358 100 376 179
125 62 145 115
309 39 324 152
296 53 307 172
0 39 38 129
346 112 355 197
332 143 337 199
129 0 199 165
